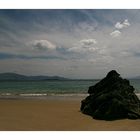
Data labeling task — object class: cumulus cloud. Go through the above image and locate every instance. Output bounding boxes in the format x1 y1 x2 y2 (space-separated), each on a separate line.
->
32 40 56 50
110 19 130 38
115 19 130 29
68 38 98 53
110 30 122 38
80 39 97 46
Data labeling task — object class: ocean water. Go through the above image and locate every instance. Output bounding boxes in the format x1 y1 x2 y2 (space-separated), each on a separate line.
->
0 79 140 97
0 80 96 95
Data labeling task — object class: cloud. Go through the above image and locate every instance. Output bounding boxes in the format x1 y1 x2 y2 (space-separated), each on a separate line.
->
110 19 130 38
1 10 140 78
80 39 97 46
115 19 130 29
68 38 98 53
32 40 56 50
110 30 122 38
67 46 97 53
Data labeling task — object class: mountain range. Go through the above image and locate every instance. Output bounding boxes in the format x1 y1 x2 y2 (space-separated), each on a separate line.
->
0 73 68 81
131 76 140 79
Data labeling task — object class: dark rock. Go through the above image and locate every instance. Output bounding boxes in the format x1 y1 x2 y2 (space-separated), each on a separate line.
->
80 70 140 120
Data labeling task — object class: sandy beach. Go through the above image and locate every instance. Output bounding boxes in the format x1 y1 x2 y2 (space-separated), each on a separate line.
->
0 96 139 131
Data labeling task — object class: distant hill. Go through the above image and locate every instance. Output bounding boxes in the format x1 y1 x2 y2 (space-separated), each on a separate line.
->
131 76 140 79
0 73 69 81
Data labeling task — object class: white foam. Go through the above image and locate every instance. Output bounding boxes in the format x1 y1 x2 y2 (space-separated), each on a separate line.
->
19 93 88 97
0 92 140 99
1 93 12 96
20 93 48 96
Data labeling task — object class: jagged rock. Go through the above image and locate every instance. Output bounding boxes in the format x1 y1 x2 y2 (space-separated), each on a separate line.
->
80 70 140 120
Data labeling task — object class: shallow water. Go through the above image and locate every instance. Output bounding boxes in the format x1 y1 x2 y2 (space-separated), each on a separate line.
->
0 80 96 95
0 79 139 96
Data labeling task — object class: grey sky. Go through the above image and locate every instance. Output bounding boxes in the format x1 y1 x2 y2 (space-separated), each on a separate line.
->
0 9 140 79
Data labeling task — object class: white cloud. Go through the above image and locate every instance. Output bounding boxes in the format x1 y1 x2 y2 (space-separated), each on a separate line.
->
110 19 130 38
68 38 98 53
32 40 56 50
68 46 84 53
123 19 130 27
68 46 98 53
80 39 97 46
110 30 121 38
115 19 130 29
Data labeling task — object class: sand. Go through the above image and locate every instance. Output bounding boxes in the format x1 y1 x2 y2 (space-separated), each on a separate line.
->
0 96 139 131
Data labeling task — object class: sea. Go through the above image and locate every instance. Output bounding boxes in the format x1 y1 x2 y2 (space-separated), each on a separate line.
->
0 79 140 99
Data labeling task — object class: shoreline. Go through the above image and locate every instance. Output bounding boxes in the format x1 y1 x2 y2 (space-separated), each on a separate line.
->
0 95 86 101
0 93 89 101
0 92 139 100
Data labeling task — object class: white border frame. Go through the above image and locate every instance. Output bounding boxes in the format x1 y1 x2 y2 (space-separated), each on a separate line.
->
0 0 140 9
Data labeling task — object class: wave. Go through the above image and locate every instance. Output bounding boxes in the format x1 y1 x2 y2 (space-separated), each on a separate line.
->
19 93 89 97
0 92 89 97
0 92 140 99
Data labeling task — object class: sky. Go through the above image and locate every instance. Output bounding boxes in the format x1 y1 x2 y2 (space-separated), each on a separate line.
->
0 9 140 79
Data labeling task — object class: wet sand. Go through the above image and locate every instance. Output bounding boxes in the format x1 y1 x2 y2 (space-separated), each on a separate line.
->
0 97 139 131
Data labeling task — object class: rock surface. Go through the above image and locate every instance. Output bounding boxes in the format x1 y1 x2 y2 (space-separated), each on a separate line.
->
80 70 140 120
